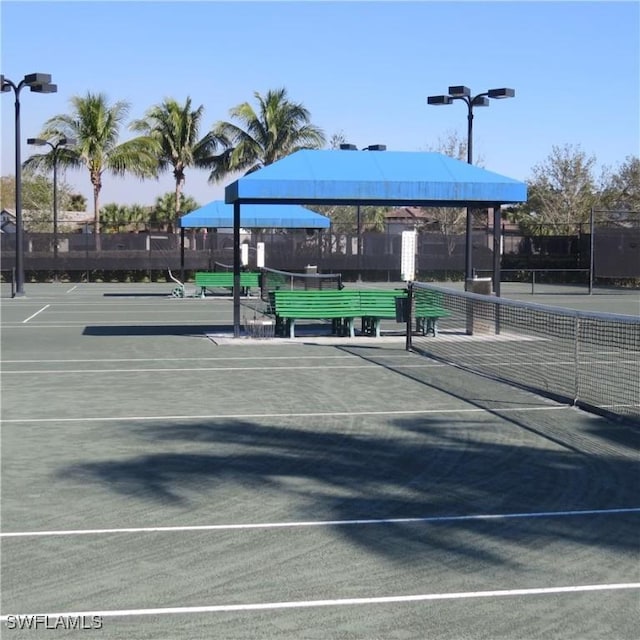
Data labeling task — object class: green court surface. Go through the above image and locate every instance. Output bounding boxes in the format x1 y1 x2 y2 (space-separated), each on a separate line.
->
1 283 638 639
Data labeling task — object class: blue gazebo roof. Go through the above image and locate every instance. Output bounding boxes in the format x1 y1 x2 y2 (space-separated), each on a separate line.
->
225 150 527 206
178 201 330 229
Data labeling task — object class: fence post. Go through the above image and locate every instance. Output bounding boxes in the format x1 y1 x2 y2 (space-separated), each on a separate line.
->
589 207 594 295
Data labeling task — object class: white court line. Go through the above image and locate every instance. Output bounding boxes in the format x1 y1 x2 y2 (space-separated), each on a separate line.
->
0 355 414 363
0 404 569 424
2 507 638 538
5 363 444 375
1 584 638 620
0 321 227 328
21 305 50 324
65 285 77 293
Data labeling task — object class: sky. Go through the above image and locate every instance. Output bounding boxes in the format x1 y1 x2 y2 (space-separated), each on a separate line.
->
1 0 639 210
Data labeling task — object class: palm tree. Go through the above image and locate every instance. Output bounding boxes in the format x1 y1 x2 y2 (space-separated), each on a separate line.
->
126 204 149 232
24 92 159 239
151 192 199 232
100 203 126 233
131 97 217 232
206 87 325 183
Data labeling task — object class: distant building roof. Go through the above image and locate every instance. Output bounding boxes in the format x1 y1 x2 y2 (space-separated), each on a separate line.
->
1 208 92 231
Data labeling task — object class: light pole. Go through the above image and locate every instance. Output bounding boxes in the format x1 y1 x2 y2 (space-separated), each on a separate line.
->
27 136 75 278
339 143 387 281
1 73 57 296
427 86 514 288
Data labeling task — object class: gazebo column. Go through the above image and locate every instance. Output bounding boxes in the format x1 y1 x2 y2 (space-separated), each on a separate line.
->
233 202 241 338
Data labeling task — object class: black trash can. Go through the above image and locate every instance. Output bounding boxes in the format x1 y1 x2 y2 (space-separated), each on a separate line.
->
395 296 409 323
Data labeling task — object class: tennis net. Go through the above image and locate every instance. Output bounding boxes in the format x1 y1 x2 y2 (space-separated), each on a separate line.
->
259 267 343 301
408 282 640 422
212 261 234 272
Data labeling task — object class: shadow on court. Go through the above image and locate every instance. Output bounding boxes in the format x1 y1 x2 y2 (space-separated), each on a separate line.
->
82 324 230 337
102 293 175 298
58 406 639 566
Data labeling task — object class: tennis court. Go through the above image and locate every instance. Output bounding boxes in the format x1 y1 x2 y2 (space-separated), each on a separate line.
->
1 283 639 639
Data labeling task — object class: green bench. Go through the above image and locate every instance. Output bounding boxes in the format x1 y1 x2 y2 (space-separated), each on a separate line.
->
272 290 361 338
414 290 451 337
195 271 260 297
270 288 452 339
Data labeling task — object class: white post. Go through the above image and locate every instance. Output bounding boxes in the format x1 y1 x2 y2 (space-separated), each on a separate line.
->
400 230 417 281
256 242 265 268
241 242 249 267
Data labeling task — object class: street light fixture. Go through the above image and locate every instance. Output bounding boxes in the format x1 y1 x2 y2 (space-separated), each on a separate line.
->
27 136 75 278
1 73 57 296
339 143 387 281
427 85 514 288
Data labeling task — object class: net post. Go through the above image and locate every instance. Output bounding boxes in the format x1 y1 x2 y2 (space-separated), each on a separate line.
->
531 270 535 295
406 281 413 351
573 315 580 406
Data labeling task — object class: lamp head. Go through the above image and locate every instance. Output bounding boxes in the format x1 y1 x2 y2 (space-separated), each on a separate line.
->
471 96 490 107
427 95 452 106
448 85 470 98
30 83 57 94
339 143 357 150
488 87 515 99
24 73 52 86
27 138 48 146
0 75 11 92
363 144 386 151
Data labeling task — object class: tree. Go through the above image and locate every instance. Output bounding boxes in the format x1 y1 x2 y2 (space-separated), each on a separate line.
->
100 203 127 233
68 193 87 211
512 144 598 235
151 192 199 231
131 97 218 232
0 176 15 210
126 204 150 232
206 87 325 183
1 173 79 231
599 155 640 214
24 92 159 239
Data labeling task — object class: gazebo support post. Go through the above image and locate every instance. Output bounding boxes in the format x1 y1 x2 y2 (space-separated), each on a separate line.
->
233 202 241 337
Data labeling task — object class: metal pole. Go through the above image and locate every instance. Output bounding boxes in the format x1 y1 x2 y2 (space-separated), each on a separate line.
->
52 146 59 280
465 101 473 289
356 204 362 282
492 206 501 298
14 87 25 296
492 206 502 335
180 226 185 283
589 207 594 295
